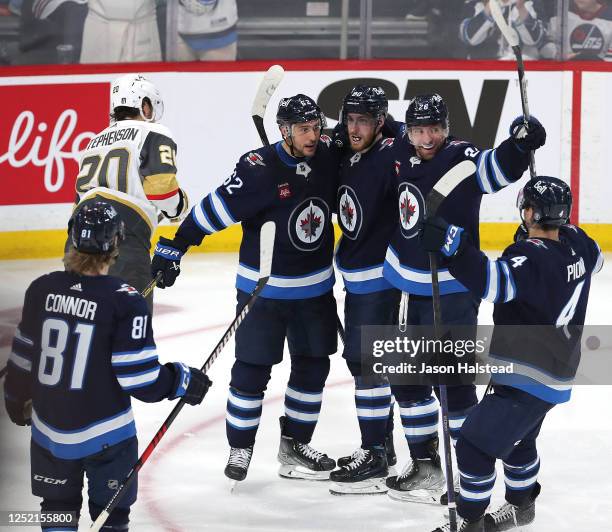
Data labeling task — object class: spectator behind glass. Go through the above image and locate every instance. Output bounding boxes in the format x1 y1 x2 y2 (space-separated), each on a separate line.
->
80 0 161 63
460 0 546 59
543 0 612 60
17 0 87 64
170 0 237 61
405 0 467 58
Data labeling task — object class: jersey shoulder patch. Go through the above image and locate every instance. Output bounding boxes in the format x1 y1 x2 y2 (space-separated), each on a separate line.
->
319 134 332 147
244 151 266 167
379 137 395 150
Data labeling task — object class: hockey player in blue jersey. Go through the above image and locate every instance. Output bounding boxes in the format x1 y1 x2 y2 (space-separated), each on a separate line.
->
328 86 400 495
151 95 340 484
421 176 603 531
383 93 547 503
4 201 211 532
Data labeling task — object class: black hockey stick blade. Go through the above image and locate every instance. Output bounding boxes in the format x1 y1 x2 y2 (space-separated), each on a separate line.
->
251 64 285 147
91 224 276 531
426 160 477 216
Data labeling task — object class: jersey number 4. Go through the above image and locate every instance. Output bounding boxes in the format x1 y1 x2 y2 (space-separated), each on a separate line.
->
38 319 94 390
556 280 585 340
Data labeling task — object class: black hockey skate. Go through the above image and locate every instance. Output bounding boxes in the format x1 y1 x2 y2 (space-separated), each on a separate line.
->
432 516 485 532
484 482 540 531
277 416 336 480
337 433 396 468
329 447 389 495
386 438 445 504
224 445 254 482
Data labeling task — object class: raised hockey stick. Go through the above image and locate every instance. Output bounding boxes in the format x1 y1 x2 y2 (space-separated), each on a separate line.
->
252 64 285 146
0 273 164 381
426 160 477 532
91 222 276 531
489 0 536 180
250 65 347 345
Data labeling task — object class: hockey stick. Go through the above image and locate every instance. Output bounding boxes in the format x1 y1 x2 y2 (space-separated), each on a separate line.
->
250 65 347 345
0 272 163 381
91 222 276 531
489 0 536 180
425 160 477 532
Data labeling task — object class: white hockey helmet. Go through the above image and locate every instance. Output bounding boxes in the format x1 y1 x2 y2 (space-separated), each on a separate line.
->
110 74 164 122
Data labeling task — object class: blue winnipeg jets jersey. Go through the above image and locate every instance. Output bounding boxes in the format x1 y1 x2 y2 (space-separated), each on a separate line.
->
5 271 176 460
383 134 530 296
449 225 603 403
336 136 397 294
176 137 340 299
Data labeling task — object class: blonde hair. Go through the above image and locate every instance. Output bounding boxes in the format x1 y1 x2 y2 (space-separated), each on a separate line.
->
63 246 118 275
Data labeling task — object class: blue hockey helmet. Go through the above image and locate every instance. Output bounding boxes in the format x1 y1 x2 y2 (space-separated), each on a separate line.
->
341 85 388 122
276 94 326 128
517 176 572 227
70 201 125 254
405 93 449 129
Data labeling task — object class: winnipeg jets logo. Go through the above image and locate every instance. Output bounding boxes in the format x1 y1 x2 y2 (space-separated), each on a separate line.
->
116 283 139 295
296 161 311 178
288 197 329 251
398 182 424 240
337 185 363 240
245 152 265 166
349 152 361 166
410 156 421 168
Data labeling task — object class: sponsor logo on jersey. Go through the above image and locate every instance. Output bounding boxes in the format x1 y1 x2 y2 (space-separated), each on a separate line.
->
398 182 425 240
116 284 139 295
0 83 107 206
288 197 330 251
337 185 363 240
245 152 265 167
278 182 292 199
70 283 83 292
296 161 312 179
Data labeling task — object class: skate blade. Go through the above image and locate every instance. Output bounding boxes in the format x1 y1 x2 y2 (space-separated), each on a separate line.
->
278 464 331 481
329 478 389 496
228 479 238 493
387 487 443 505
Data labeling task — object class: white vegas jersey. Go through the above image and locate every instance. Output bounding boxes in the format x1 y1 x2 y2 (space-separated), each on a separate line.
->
76 120 184 240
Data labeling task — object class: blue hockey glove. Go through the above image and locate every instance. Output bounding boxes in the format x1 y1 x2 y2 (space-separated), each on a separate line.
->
151 236 187 288
5 394 32 426
420 216 466 258
166 363 212 406
509 116 546 152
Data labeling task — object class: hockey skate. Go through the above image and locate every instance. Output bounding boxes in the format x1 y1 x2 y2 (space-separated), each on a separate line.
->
329 447 389 495
336 433 396 468
224 445 254 491
432 516 485 532
386 438 446 504
277 417 336 480
483 483 540 531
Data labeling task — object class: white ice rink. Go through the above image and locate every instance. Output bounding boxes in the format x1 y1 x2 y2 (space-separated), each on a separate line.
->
0 253 610 531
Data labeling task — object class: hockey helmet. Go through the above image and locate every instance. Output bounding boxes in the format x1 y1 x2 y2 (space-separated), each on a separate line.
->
341 85 388 122
405 93 449 129
71 201 125 254
517 176 572 227
110 74 164 122
276 94 326 129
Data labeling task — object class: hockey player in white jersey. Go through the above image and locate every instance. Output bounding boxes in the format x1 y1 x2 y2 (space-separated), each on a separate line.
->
74 74 189 309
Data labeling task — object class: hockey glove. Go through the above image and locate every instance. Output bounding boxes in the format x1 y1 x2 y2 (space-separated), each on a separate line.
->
509 116 546 152
166 363 212 406
420 216 466 258
514 223 529 243
151 236 187 288
332 122 350 150
5 395 32 426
